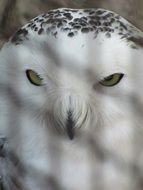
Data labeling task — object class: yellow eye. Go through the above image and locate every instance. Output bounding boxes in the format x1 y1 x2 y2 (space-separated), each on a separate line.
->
100 73 124 87
26 70 44 86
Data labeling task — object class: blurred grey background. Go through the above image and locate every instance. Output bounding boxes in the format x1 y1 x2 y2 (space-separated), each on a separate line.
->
0 0 143 47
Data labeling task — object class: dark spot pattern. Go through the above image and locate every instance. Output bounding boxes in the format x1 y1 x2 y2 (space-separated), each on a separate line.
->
127 36 143 48
11 28 28 44
10 8 143 48
38 28 44 35
68 32 75 37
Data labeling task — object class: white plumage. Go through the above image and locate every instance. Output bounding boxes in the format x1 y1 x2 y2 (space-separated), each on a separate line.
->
0 8 143 190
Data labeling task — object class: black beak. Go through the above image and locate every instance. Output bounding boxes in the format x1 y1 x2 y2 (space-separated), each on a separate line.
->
66 110 75 140
0 137 6 157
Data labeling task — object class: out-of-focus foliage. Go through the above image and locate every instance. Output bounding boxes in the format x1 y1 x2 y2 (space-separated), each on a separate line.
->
0 0 143 46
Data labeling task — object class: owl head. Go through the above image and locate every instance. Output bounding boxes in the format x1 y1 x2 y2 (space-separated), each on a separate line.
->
1 8 143 142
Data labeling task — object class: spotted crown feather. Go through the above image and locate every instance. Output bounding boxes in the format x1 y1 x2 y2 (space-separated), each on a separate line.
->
10 8 143 49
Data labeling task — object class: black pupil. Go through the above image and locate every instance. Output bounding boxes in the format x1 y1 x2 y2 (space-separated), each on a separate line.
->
36 74 42 80
104 75 113 81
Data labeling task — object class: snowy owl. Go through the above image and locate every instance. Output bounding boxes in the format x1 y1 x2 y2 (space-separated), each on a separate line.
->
1 7 143 190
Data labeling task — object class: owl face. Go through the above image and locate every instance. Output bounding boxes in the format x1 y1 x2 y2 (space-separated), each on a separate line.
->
1 29 142 142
